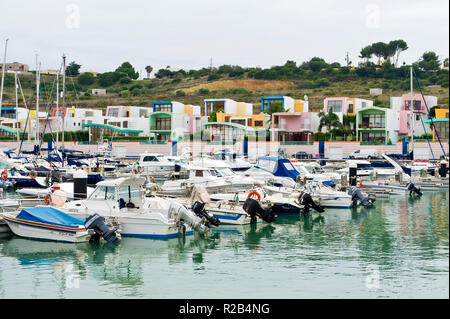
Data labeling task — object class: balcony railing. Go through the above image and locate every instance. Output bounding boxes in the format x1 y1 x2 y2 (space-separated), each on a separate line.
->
150 125 172 131
280 141 314 145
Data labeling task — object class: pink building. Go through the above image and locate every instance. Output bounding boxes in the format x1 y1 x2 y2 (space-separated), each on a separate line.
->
270 112 317 143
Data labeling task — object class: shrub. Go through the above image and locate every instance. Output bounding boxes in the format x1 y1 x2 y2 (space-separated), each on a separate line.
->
120 76 132 84
176 90 186 97
315 78 331 87
120 90 130 97
207 73 221 81
77 72 95 86
198 88 210 95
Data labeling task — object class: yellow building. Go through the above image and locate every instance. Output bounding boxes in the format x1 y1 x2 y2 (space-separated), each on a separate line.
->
426 109 449 141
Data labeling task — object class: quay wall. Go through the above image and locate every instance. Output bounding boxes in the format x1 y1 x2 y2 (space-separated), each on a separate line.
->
1 141 448 160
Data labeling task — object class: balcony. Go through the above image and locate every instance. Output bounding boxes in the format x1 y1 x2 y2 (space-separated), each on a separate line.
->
150 125 172 131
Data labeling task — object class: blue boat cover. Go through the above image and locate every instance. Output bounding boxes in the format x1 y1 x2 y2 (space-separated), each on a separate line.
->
256 156 300 181
16 207 85 228
322 180 335 187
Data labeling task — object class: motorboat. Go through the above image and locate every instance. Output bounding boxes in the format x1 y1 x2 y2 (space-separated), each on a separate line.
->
0 206 120 243
58 177 212 239
16 182 95 201
290 161 340 182
158 163 231 196
212 149 252 171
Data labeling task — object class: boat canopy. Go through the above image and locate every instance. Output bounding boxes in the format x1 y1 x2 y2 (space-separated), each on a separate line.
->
16 207 85 227
95 177 146 188
256 156 300 181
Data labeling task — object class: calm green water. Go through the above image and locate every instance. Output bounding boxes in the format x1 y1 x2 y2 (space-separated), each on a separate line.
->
0 191 448 299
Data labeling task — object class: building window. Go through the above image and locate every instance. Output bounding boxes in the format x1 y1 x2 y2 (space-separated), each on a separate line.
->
362 113 385 128
254 120 263 127
108 108 119 117
328 100 342 112
156 104 171 112
435 122 449 140
361 132 385 144
155 117 171 130
347 104 354 114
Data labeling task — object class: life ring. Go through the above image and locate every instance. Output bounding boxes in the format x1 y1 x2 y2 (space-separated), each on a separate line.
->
1 171 7 180
29 170 37 179
247 190 261 201
44 194 51 205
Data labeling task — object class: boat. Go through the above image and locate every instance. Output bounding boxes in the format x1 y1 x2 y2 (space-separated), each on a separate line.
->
212 150 252 171
290 160 341 182
58 177 212 239
16 182 95 201
0 206 119 243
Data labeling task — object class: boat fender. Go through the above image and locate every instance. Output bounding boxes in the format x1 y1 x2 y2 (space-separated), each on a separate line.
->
247 190 261 201
1 171 7 180
149 176 155 184
84 213 120 244
44 194 51 205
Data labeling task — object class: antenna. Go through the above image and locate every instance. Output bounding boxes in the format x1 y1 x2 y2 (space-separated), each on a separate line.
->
209 57 213 72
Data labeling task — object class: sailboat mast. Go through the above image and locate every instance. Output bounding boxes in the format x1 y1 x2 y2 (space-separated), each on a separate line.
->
410 67 414 156
0 38 8 111
62 54 66 166
15 71 19 146
56 68 59 150
35 54 40 149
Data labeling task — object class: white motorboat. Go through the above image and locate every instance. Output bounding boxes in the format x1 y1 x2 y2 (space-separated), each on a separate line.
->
290 161 340 182
59 177 211 239
299 181 354 208
158 164 231 196
0 207 96 243
16 182 95 201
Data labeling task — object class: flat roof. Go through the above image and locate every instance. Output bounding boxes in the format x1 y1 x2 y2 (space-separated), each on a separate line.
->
203 122 267 132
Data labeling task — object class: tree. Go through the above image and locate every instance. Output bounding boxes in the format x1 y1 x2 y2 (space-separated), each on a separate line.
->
370 42 390 65
115 62 139 80
359 45 373 63
97 72 116 87
145 65 153 78
77 72 95 85
318 108 343 139
418 51 441 72
208 108 223 122
388 40 408 67
66 61 81 76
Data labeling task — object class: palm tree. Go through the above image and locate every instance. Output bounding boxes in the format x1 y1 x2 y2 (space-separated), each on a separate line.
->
145 65 153 79
318 108 343 140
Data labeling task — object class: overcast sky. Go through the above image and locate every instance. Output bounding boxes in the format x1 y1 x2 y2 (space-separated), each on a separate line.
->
1 0 448 77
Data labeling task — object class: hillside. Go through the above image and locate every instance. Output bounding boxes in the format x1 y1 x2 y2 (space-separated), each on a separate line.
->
0 70 448 114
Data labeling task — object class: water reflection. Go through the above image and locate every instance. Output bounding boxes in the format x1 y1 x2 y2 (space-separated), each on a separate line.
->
0 191 447 298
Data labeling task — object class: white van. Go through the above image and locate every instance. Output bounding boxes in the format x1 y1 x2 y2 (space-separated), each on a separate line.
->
349 149 378 159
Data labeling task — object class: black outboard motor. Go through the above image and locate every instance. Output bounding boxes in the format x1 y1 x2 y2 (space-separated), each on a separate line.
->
243 197 276 224
405 182 422 196
348 186 376 207
191 201 220 227
298 191 325 214
85 213 120 244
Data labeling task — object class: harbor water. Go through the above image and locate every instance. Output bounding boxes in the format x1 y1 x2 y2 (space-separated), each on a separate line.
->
0 190 448 299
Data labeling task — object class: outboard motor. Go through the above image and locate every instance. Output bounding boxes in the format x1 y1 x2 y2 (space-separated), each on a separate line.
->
405 182 422 196
243 197 276 224
84 213 120 244
169 201 210 235
348 186 376 207
298 191 325 214
191 201 220 227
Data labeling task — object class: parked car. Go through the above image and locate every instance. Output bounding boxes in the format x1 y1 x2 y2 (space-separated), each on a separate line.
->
293 151 312 159
349 149 379 159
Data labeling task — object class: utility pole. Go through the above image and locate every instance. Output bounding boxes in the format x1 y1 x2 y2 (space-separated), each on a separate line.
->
56 67 60 150
0 38 8 110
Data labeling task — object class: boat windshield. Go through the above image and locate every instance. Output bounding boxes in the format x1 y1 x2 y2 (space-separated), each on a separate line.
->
118 185 142 200
89 186 116 200
215 167 234 177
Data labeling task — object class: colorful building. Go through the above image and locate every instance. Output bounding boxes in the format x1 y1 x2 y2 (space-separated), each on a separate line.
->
424 108 449 142
149 101 202 141
268 96 316 143
323 97 373 122
356 106 399 144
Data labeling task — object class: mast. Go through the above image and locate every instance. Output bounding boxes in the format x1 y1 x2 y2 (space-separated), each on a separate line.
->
62 54 66 166
56 68 59 151
410 66 414 156
15 71 19 146
0 38 8 111
35 53 40 149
